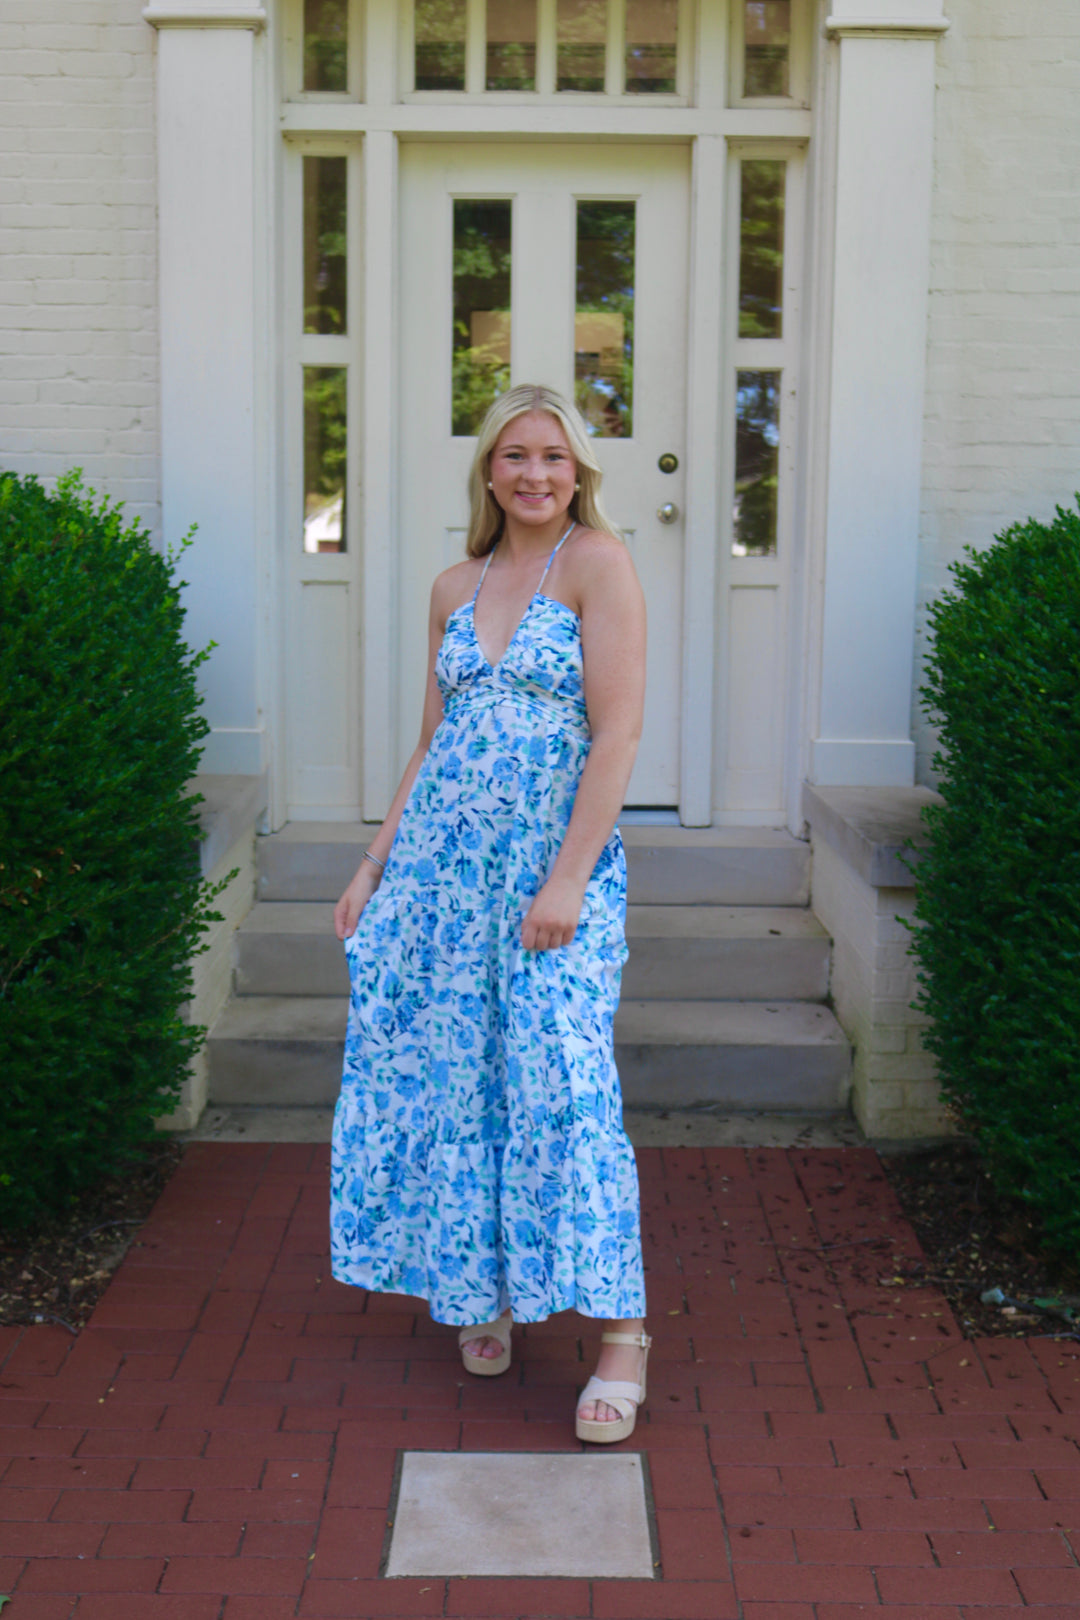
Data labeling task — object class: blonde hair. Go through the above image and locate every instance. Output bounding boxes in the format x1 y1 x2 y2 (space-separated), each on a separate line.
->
464 384 621 559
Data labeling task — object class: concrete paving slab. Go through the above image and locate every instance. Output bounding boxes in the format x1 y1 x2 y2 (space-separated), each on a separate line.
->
385 1452 656 1578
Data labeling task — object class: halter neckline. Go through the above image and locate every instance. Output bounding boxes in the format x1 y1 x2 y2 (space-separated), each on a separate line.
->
469 522 577 671
472 521 577 604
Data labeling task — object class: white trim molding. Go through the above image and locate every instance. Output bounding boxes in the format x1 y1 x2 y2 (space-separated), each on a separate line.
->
143 5 267 29
825 0 948 35
825 16 949 35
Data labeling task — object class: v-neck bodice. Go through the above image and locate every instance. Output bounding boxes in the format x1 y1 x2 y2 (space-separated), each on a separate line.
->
436 526 588 737
436 591 587 738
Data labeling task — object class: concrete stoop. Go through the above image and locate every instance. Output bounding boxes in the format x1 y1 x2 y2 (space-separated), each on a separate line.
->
207 823 852 1113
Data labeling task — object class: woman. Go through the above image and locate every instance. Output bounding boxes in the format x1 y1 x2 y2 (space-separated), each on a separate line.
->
331 384 650 1442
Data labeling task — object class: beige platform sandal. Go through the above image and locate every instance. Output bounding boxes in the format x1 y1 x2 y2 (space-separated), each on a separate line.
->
575 1329 652 1444
458 1310 513 1377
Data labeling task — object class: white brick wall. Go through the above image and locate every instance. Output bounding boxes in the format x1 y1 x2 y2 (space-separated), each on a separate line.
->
0 1 160 534
811 839 951 1140
160 824 257 1131
917 0 1080 780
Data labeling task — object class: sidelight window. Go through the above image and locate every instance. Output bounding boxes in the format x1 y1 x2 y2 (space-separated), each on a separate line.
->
730 151 798 558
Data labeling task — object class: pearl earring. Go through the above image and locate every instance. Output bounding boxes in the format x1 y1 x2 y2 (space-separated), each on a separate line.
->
574 482 581 491
487 481 493 490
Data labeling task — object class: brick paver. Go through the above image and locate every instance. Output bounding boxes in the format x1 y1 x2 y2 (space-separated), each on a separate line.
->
2 1142 1078 1616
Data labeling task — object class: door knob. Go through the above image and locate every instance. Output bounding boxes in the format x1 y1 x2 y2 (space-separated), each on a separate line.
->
657 502 679 525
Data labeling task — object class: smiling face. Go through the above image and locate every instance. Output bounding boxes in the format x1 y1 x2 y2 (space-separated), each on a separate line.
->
488 411 578 530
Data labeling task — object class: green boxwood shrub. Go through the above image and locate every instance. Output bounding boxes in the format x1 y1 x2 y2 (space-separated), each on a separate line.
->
911 500 1080 1263
0 470 225 1228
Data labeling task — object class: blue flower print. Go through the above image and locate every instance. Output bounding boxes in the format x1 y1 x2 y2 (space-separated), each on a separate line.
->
330 583 645 1327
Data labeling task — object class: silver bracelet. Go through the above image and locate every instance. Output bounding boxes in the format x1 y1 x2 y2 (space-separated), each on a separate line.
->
362 850 386 872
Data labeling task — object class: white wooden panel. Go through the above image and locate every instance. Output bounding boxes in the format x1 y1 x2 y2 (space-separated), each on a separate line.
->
292 580 354 805
724 584 784 811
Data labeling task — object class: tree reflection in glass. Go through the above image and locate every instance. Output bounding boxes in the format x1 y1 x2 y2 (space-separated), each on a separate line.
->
303 156 347 336
734 370 779 556
625 0 677 93
557 0 607 92
575 201 634 438
415 0 467 90
303 0 348 92
452 200 512 437
487 0 537 90
744 0 790 98
304 366 347 553
738 159 784 340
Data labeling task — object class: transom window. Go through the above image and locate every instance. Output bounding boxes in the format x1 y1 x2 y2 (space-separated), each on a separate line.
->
291 0 809 106
411 0 684 97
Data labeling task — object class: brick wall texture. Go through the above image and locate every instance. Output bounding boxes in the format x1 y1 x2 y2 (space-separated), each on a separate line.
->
916 0 1080 780
810 839 950 1140
0 0 160 535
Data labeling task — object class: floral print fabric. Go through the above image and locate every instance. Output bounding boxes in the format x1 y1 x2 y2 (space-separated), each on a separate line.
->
330 576 647 1327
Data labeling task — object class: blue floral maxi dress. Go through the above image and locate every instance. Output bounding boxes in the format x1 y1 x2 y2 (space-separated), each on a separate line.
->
330 528 647 1327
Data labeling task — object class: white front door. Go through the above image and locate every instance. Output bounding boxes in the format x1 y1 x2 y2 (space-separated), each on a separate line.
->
397 141 690 808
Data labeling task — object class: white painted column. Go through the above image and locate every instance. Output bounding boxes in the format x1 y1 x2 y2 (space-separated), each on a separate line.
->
144 4 267 775
810 2 948 788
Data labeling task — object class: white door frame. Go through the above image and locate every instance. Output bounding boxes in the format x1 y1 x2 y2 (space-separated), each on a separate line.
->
299 9 816 827
145 2 947 831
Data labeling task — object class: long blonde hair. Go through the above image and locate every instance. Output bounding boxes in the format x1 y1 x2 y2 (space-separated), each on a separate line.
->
465 384 621 558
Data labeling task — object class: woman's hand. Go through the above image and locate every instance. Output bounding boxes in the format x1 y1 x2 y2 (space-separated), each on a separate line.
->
522 875 585 952
334 861 382 942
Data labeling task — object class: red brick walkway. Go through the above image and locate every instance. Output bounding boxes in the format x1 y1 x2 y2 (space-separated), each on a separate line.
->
2 1142 1079 1618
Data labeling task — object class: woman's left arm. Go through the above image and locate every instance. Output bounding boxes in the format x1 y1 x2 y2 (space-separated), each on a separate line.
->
521 539 646 951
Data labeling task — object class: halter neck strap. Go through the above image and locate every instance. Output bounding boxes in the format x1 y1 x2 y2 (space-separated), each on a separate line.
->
472 521 577 603
536 522 577 593
471 546 498 603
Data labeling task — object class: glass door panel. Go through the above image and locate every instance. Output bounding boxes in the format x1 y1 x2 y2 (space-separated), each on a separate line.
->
575 201 635 438
452 200 512 435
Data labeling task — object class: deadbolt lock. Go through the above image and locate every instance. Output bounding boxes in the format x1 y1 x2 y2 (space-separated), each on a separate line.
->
658 452 679 474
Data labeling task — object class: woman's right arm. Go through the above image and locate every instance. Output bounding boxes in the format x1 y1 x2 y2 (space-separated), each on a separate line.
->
333 579 454 941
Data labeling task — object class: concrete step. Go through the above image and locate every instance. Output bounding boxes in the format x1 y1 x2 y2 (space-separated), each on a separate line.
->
257 822 811 907
233 902 832 1002
207 995 851 1112
614 1000 850 1110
